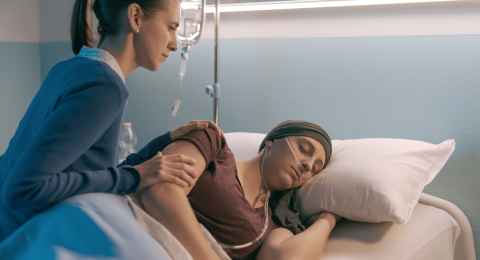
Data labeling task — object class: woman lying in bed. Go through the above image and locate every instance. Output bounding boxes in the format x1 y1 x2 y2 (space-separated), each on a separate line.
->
132 120 341 260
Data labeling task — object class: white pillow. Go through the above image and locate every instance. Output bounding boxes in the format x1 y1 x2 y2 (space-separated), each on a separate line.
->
297 138 456 224
225 133 456 224
225 132 266 160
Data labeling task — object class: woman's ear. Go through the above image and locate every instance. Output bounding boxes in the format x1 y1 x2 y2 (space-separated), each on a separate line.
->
127 3 144 33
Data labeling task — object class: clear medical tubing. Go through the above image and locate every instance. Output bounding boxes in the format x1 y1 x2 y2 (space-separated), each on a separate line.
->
218 137 304 249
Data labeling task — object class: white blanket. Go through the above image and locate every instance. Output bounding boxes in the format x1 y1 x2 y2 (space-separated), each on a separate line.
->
0 192 230 260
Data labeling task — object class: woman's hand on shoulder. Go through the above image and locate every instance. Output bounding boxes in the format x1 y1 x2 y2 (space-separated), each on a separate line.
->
132 120 223 194
133 152 199 191
170 120 224 140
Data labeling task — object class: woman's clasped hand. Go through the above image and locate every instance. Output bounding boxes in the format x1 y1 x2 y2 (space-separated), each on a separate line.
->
133 120 223 191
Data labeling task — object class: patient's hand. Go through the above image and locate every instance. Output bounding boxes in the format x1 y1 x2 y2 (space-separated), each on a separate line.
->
307 211 343 230
171 120 224 140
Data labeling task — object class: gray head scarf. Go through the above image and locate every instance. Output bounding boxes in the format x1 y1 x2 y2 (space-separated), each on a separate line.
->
260 120 333 234
259 120 332 167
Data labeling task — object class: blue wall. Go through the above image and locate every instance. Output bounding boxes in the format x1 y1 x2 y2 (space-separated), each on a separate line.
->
28 35 480 255
0 43 41 154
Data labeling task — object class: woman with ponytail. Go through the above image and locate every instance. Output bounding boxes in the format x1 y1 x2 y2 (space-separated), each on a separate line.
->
0 0 222 255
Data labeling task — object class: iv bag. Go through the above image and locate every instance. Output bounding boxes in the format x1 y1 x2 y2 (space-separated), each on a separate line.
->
177 0 205 46
167 0 205 129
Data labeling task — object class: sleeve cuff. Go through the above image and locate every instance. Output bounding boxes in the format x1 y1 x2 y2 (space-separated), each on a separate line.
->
119 165 141 194
117 132 173 167
139 132 173 160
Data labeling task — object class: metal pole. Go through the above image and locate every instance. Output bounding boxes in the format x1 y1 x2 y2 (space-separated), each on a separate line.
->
213 0 220 125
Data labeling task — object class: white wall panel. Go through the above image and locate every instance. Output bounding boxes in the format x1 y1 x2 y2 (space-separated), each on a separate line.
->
38 0 480 42
0 0 40 42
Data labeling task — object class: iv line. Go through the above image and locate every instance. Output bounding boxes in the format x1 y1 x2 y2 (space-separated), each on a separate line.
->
169 46 190 119
217 139 302 250
218 152 271 250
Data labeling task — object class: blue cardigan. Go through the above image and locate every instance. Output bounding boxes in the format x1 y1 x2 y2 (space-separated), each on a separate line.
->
0 56 172 241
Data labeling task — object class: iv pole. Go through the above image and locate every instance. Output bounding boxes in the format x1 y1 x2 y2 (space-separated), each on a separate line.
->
205 0 221 125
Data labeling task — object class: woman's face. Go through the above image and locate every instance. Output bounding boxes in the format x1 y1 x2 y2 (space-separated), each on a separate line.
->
262 136 327 191
134 0 179 70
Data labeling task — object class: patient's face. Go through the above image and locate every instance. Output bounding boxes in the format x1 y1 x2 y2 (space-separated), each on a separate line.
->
263 136 327 190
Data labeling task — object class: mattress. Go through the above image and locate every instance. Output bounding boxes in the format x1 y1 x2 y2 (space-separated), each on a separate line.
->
319 192 476 260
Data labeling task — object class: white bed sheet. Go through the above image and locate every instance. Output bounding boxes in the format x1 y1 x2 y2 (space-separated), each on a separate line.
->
321 196 461 260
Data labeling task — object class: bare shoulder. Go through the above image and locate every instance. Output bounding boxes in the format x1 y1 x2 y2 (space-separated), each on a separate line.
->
161 140 208 194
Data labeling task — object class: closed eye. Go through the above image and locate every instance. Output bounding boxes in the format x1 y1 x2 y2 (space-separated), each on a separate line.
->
298 142 314 156
169 22 180 31
297 138 324 170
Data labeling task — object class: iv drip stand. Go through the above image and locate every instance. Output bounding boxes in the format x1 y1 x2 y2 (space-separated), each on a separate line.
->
205 0 220 125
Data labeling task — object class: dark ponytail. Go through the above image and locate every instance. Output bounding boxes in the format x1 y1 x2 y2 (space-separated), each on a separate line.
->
71 0 93 55
70 0 168 55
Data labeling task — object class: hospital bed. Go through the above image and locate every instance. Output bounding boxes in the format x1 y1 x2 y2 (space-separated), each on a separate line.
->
0 132 476 260
226 132 477 260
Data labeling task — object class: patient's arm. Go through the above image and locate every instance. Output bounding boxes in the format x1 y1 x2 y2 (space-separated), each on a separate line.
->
257 214 337 260
138 130 222 260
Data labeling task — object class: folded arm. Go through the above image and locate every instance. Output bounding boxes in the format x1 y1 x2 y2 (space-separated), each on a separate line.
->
257 215 336 260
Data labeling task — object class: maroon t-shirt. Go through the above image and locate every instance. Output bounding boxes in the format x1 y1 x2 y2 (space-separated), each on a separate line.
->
176 128 278 259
